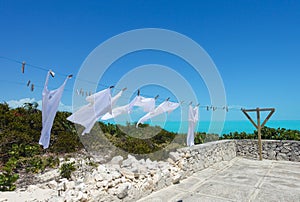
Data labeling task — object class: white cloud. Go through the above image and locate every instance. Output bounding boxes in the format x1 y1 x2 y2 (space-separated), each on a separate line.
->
7 98 37 108
58 102 72 112
6 98 72 112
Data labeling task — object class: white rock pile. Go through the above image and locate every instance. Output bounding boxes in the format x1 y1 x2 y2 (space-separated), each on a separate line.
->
2 140 236 202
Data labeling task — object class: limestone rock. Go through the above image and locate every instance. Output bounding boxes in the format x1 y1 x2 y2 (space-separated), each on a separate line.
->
116 183 130 199
65 181 76 190
172 174 181 184
46 180 57 189
110 156 124 165
169 152 181 162
120 168 135 180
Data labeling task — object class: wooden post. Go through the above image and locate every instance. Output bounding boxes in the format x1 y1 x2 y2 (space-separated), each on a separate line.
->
241 108 275 161
257 108 262 160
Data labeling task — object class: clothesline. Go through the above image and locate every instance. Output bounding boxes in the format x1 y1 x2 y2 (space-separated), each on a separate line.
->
0 56 248 111
1 59 250 149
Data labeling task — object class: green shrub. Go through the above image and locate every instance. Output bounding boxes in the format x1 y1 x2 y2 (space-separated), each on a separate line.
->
60 162 76 179
0 172 19 191
0 157 19 191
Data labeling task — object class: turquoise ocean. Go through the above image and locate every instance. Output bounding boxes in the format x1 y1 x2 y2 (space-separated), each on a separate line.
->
158 120 300 135
105 120 300 135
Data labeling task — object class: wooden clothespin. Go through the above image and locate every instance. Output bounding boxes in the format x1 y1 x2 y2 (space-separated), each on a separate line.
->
27 80 31 87
207 106 209 111
109 85 114 89
68 74 73 79
49 70 55 77
31 84 34 92
137 89 140 96
21 61 26 73
223 106 228 112
154 95 159 100
166 97 170 101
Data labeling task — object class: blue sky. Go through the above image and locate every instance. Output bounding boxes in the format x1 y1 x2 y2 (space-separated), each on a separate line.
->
0 0 300 121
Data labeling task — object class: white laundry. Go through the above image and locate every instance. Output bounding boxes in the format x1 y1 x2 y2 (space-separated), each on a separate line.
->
136 100 180 127
87 88 123 107
101 97 138 120
187 105 199 147
67 88 112 135
39 71 70 149
132 96 156 112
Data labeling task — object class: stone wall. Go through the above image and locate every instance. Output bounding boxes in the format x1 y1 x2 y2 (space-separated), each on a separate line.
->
236 139 300 161
169 140 236 176
12 139 300 201
28 140 237 201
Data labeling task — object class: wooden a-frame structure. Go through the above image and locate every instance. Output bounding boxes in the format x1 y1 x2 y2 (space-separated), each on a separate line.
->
242 108 275 160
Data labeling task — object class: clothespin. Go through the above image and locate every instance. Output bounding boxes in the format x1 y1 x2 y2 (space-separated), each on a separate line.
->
180 101 184 105
166 97 170 101
31 84 34 92
21 61 26 73
89 91 92 96
137 89 140 96
223 106 228 112
85 91 88 96
154 95 159 100
196 103 200 107
189 101 193 105
206 106 209 111
213 107 217 111
68 74 73 79
80 88 83 95
76 89 80 95
109 85 114 89
122 87 127 91
49 70 55 77
27 80 31 87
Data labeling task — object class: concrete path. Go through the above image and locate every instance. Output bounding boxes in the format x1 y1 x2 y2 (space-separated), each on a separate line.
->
138 157 300 202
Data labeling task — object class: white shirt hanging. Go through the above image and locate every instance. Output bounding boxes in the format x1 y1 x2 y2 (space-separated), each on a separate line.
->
187 105 199 147
39 71 70 149
101 97 138 120
136 100 180 127
132 96 156 112
67 88 112 135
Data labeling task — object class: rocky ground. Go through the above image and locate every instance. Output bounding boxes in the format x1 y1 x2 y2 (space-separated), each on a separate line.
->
0 153 186 201
0 140 236 202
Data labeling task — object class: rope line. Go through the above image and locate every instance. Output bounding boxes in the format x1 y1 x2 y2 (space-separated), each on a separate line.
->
0 56 247 111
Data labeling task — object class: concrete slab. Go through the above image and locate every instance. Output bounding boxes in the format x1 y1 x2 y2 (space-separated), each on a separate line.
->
138 157 300 202
193 181 255 202
253 188 300 202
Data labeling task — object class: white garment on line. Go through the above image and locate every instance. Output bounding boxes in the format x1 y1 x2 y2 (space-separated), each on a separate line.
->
101 97 139 120
67 88 112 135
39 71 70 149
132 96 156 112
187 105 199 147
136 100 180 127
87 89 123 107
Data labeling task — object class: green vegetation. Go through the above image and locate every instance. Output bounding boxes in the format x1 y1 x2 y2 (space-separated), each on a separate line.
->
0 102 82 191
0 102 181 190
220 127 300 141
60 162 76 179
1 102 299 191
